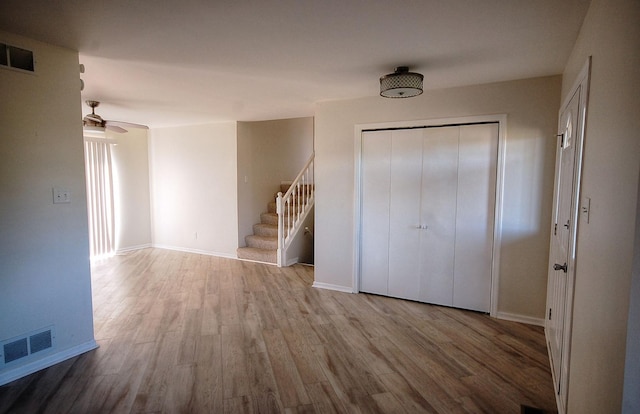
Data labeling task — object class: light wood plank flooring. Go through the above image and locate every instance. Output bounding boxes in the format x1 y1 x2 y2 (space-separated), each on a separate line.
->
0 248 557 413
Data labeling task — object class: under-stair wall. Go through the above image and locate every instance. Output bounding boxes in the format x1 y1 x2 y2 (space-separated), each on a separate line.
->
284 205 314 265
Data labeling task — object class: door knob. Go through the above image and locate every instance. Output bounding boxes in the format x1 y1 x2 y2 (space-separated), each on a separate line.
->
553 262 568 273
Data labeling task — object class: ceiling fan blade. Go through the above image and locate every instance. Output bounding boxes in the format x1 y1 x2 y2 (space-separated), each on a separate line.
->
106 120 149 130
106 124 128 133
83 125 107 138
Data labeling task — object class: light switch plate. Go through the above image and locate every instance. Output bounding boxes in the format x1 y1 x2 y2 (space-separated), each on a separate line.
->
53 187 71 204
581 196 590 223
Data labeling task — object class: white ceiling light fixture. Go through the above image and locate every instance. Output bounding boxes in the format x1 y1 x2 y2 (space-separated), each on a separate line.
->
380 66 423 98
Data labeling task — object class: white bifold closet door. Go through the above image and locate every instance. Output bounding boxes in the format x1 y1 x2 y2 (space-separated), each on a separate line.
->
360 123 498 312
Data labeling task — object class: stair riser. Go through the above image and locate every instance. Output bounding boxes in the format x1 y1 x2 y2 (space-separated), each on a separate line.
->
268 201 309 214
246 236 277 250
261 213 279 226
261 214 292 227
254 224 278 237
280 184 314 193
237 248 276 264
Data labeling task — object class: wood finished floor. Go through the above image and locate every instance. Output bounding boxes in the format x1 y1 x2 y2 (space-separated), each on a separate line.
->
0 248 557 413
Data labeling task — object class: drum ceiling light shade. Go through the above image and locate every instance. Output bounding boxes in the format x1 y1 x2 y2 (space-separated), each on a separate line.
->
380 66 423 98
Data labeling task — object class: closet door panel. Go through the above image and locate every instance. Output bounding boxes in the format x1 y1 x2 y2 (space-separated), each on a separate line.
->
360 123 499 314
360 131 392 295
387 129 423 301
453 123 498 312
419 126 459 306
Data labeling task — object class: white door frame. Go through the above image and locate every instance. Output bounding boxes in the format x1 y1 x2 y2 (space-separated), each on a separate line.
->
353 114 507 318
545 57 591 414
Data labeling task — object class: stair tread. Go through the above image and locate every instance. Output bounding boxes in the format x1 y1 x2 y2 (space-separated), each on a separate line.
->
262 212 291 220
238 246 274 252
246 234 277 241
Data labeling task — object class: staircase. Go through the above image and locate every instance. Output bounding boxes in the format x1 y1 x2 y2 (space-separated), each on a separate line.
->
236 183 290 264
237 153 315 266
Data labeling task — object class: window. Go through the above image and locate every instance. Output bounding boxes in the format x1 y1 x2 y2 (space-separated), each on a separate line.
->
84 135 116 258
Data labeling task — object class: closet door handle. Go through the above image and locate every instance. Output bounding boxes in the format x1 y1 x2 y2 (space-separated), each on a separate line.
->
415 224 429 230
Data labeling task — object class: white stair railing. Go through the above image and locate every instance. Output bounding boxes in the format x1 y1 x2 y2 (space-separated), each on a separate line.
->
276 153 314 267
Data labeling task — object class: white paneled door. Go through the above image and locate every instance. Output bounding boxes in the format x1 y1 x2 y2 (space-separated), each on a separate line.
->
544 59 589 414
360 123 498 312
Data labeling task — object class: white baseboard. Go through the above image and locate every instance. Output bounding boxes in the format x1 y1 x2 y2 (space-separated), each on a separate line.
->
312 281 354 293
236 257 277 266
0 339 99 386
116 243 152 254
496 311 545 327
152 244 237 259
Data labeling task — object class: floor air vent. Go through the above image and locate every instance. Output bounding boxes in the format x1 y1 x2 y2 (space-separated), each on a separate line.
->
1 327 54 365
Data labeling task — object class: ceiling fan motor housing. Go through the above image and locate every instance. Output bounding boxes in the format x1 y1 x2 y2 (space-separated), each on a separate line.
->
83 117 104 127
83 100 106 127
82 100 145 133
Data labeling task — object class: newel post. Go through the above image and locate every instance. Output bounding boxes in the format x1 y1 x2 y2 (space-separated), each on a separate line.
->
276 192 283 267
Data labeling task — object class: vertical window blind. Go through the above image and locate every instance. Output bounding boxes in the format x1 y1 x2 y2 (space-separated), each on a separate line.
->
84 137 115 259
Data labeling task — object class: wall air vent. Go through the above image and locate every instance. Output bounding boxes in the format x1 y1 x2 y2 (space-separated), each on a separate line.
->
1 327 54 366
30 330 53 354
3 338 28 364
0 42 35 72
0 43 7 66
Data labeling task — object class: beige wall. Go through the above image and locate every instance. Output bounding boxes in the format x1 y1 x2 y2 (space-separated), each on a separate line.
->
237 117 314 246
111 128 152 251
560 0 640 412
314 75 561 321
149 122 238 257
0 32 96 384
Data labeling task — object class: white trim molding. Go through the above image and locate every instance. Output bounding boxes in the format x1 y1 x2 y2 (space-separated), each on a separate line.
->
152 244 237 259
0 340 98 386
496 312 545 327
116 243 152 254
312 281 355 293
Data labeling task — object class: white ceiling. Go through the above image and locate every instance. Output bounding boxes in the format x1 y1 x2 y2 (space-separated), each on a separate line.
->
0 0 590 128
